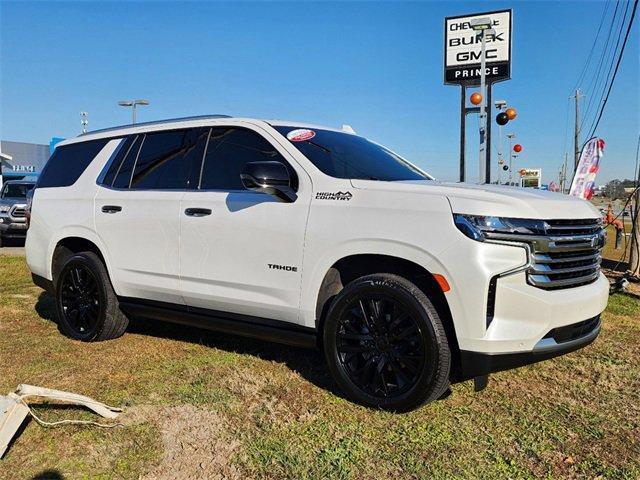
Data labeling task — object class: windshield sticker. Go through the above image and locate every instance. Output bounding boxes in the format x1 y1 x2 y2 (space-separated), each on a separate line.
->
287 129 316 142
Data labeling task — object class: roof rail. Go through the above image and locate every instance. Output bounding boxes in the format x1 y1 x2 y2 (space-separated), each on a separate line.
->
80 114 233 136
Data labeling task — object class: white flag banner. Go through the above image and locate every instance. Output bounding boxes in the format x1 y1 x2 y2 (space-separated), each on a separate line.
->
570 137 605 200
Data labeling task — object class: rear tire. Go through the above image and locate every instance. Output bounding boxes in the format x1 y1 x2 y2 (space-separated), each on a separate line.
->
54 251 129 341
323 273 451 412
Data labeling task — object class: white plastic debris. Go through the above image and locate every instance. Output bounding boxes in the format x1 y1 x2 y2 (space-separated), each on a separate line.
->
0 384 123 458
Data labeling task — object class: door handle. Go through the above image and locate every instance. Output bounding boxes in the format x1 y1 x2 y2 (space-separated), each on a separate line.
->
101 205 122 214
184 207 212 217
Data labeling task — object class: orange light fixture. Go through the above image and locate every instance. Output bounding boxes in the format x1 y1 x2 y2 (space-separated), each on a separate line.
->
506 108 517 120
470 92 483 106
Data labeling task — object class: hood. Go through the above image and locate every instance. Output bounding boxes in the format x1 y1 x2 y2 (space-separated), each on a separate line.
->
349 180 601 219
0 197 25 207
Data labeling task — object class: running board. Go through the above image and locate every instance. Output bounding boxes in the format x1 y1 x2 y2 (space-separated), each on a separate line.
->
118 299 318 349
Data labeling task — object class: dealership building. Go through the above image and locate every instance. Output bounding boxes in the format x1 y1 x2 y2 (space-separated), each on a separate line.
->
0 139 60 185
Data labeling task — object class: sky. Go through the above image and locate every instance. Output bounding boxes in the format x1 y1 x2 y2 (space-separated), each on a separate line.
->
1 0 638 185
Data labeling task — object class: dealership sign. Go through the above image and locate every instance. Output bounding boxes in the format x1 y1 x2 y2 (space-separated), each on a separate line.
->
444 9 512 86
519 168 542 189
11 165 35 173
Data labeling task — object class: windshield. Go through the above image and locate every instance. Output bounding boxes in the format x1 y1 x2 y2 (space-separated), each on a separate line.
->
1 183 34 198
274 126 432 181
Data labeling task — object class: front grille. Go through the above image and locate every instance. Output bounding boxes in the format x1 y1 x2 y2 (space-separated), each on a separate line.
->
486 218 605 290
542 316 600 343
10 206 26 218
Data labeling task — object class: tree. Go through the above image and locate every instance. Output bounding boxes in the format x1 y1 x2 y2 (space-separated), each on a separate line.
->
604 179 626 199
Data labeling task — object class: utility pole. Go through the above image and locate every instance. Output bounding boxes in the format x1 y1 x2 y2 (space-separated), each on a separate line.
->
560 152 568 193
629 189 640 278
573 89 583 172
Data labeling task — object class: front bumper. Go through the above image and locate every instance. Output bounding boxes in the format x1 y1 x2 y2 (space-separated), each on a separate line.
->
458 315 601 380
0 219 28 238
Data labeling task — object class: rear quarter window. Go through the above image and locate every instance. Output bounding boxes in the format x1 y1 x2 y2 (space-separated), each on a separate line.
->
37 138 110 188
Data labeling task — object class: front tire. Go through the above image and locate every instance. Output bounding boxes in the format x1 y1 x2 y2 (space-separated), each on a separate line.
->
54 251 129 341
323 274 451 412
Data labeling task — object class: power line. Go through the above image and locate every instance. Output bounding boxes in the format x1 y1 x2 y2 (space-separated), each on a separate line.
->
587 0 638 138
581 0 622 126
584 0 633 134
572 0 611 92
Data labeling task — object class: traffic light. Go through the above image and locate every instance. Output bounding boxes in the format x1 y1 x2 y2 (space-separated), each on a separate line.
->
506 108 517 120
503 165 509 171
470 92 482 105
514 144 523 153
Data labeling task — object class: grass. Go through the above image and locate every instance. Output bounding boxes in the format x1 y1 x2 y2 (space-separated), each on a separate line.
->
0 254 639 479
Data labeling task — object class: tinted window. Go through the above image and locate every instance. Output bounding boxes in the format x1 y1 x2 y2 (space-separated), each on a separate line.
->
112 136 142 189
131 128 208 190
274 126 430 181
1 183 35 198
200 128 290 190
100 135 136 187
37 139 110 188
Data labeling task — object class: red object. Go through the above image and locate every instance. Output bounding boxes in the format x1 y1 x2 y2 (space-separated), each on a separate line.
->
506 108 517 120
470 92 482 105
604 204 623 231
513 144 523 153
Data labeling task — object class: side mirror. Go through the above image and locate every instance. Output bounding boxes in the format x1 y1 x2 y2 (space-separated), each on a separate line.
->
240 161 297 202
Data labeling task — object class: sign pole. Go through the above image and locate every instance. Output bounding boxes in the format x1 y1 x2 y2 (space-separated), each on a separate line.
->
486 83 493 183
478 31 488 183
460 85 467 182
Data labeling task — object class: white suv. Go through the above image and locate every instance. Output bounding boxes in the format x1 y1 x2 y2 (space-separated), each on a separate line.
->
26 115 608 411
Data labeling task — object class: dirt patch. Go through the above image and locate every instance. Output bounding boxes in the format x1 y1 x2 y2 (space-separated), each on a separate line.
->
124 404 242 480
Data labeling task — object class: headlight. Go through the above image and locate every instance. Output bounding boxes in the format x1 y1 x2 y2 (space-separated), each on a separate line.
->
0 205 9 213
453 214 547 241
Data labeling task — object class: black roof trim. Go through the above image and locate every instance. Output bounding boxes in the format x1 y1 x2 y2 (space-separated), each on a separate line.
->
80 114 233 137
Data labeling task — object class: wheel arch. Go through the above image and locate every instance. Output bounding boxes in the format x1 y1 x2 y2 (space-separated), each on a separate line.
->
50 234 110 287
314 253 461 377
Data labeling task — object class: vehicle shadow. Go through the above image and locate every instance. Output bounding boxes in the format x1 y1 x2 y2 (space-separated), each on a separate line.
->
34 291 340 398
601 257 629 272
0 237 26 247
31 470 65 480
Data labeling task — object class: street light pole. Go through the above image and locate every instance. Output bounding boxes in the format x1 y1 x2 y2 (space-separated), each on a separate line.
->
507 133 516 185
495 100 507 185
80 112 88 134
118 99 150 125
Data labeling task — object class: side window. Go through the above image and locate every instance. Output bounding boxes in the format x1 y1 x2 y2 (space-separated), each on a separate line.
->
113 136 142 189
99 135 136 187
130 128 208 190
200 128 294 190
37 138 110 188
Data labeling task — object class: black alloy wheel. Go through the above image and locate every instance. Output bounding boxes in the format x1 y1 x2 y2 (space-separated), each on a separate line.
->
335 294 428 398
54 251 129 341
324 274 451 412
58 263 102 339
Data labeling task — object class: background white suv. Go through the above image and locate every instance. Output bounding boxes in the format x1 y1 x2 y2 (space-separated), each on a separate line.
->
26 115 608 411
